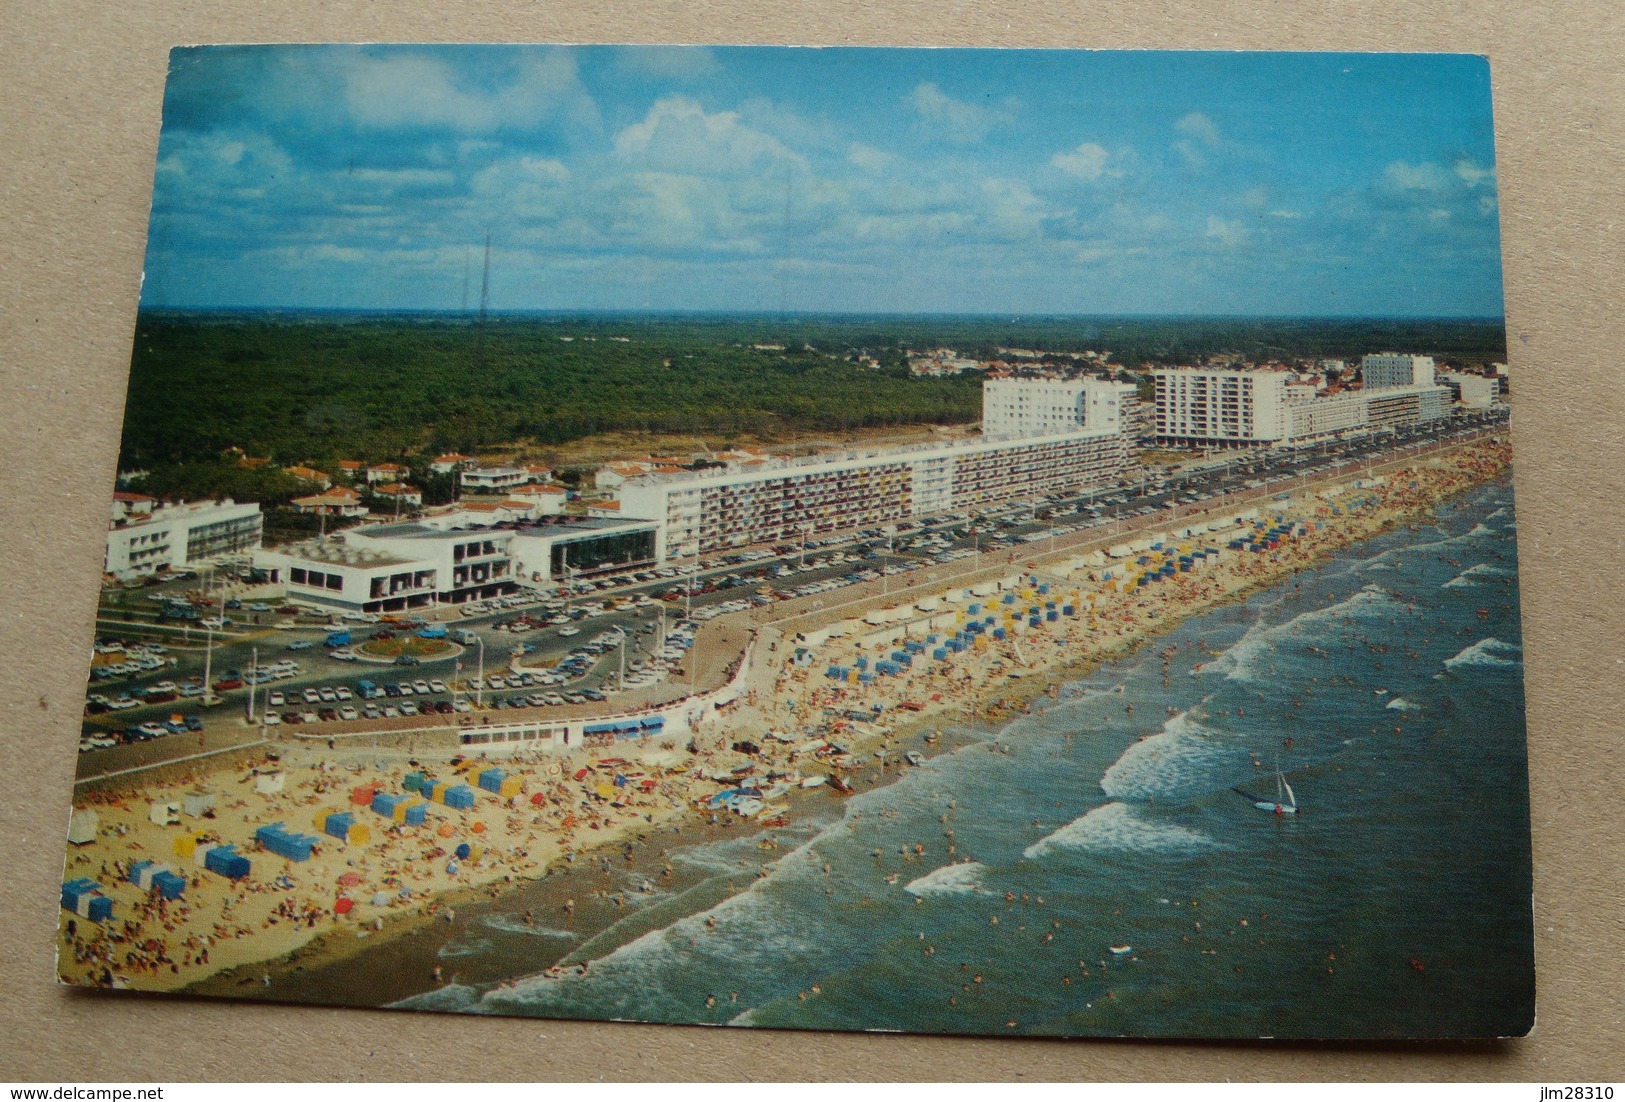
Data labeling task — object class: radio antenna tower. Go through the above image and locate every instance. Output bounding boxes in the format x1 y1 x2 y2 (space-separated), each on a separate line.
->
474 231 491 367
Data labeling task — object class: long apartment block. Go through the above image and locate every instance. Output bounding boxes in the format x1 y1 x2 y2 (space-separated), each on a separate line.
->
617 428 1128 561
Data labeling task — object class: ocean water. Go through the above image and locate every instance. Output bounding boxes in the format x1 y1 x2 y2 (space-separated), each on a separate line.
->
395 477 1535 1039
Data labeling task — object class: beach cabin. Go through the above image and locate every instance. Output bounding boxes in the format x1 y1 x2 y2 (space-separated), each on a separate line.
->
254 772 286 795
182 791 215 817
255 822 320 862
203 844 251 880
60 878 113 923
147 800 180 826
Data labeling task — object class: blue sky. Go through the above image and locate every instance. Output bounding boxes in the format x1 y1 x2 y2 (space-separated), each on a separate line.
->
141 46 1505 317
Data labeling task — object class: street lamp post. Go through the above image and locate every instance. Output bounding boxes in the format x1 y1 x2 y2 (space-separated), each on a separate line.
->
475 637 485 709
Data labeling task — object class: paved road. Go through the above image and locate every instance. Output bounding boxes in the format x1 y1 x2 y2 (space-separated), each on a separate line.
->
75 408 1507 771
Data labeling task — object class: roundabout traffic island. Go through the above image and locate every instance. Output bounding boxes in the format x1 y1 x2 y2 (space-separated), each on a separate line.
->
355 636 460 664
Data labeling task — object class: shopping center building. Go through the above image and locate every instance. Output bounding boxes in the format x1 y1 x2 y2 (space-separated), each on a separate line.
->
252 508 659 612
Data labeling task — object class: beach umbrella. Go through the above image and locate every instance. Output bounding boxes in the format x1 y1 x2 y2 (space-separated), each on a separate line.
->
334 897 354 916
455 843 472 859
438 823 456 838
370 892 391 908
337 871 362 887
471 821 487 835
530 793 546 806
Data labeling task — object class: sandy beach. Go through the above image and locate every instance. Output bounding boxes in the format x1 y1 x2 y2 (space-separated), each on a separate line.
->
55 438 1512 1000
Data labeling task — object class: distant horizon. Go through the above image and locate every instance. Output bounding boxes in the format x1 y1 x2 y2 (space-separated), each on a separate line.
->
140 46 1505 318
137 304 1508 324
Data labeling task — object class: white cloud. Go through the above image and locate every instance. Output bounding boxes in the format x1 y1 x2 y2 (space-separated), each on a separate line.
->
980 178 1053 241
1051 142 1109 181
1383 161 1454 193
343 51 600 134
1205 215 1246 247
614 96 803 176
1454 157 1496 188
1176 112 1221 146
846 142 895 173
908 82 1009 144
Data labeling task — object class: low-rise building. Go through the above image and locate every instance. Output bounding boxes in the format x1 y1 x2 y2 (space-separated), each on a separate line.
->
290 487 368 518
595 461 655 491
366 462 409 484
508 483 569 513
429 452 477 475
460 466 528 492
111 492 155 523
106 498 263 578
252 510 658 612
283 465 332 489
373 482 423 507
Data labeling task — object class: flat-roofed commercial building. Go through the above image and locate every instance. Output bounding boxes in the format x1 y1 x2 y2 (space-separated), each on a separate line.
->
252 509 658 611
105 498 263 578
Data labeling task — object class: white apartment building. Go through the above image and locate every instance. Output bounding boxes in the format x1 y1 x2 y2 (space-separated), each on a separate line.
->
1441 372 1498 409
1154 366 1454 446
981 376 1137 441
105 498 264 578
618 426 1128 562
1361 353 1436 391
1153 369 1290 444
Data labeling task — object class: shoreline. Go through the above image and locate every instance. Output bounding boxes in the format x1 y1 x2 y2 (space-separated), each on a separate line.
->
57 439 1512 1002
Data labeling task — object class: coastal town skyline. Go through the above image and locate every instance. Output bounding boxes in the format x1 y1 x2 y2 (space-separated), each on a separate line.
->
143 46 1503 318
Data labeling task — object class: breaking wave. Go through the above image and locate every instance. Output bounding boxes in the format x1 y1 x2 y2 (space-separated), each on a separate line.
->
903 861 987 897
1445 637 1523 670
1443 562 1517 589
1023 802 1218 860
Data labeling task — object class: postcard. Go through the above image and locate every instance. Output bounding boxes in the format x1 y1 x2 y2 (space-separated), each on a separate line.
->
60 45 1533 1040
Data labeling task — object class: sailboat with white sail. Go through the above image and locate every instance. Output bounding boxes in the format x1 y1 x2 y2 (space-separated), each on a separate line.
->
1235 758 1298 815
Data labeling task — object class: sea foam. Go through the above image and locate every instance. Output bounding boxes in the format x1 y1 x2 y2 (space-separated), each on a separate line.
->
1023 802 1217 859
1099 709 1240 802
903 861 987 897
1445 637 1523 669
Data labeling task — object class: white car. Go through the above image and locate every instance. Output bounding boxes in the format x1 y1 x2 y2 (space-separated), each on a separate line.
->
262 712 282 726
429 679 447 693
335 686 353 701
338 705 359 721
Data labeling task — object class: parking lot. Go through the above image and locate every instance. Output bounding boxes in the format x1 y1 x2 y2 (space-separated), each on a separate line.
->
78 407 1506 769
